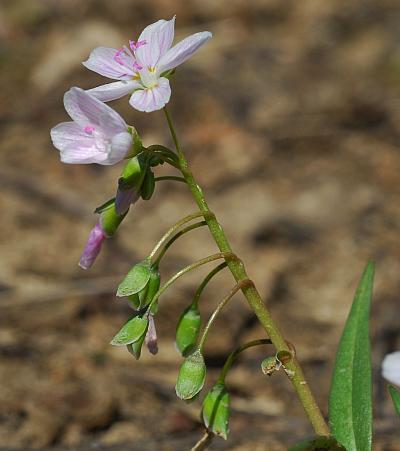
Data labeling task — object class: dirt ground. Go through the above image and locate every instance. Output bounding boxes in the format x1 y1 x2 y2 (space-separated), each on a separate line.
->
1 0 400 449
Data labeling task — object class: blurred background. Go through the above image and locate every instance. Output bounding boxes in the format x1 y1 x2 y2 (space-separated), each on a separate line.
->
1 0 400 449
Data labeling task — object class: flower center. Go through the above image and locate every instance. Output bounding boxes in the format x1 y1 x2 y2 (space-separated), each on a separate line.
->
84 125 95 134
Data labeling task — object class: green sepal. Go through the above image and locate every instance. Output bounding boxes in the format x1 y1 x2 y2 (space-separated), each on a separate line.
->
117 259 152 297
141 169 155 200
175 349 206 400
120 153 148 189
201 382 230 440
126 331 147 359
100 201 126 236
175 303 201 357
110 316 149 346
328 262 375 451
94 197 116 214
140 266 160 308
127 126 143 157
388 385 400 417
127 293 141 310
288 436 346 450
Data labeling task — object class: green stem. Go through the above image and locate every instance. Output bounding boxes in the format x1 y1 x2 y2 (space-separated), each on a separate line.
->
219 338 272 383
192 262 228 309
163 106 330 437
154 221 207 266
198 280 251 351
148 211 208 261
154 175 187 183
149 252 235 309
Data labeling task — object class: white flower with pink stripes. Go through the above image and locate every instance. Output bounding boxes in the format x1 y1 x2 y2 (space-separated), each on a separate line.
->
83 17 212 112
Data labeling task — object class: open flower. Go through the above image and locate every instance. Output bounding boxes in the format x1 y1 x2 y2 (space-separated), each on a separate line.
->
51 87 132 165
382 351 400 386
83 17 212 112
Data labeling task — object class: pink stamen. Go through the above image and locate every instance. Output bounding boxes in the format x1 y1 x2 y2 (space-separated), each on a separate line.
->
84 125 95 134
133 61 142 71
114 48 125 65
129 39 147 51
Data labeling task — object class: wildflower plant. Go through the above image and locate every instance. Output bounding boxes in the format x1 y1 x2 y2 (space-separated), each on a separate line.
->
51 17 398 450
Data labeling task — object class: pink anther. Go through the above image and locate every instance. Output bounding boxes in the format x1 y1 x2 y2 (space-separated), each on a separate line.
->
129 39 146 51
132 61 143 71
114 48 125 65
84 125 95 134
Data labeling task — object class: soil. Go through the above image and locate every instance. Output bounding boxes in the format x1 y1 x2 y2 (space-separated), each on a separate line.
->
0 0 400 450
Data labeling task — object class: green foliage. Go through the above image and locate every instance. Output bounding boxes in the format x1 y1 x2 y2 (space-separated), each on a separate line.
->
141 169 156 200
175 303 201 356
110 316 149 346
127 332 146 359
175 349 206 400
117 260 152 297
388 385 400 417
329 262 375 451
201 382 230 440
289 436 346 450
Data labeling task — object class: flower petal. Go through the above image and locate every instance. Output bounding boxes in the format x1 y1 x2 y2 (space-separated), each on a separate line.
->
382 351 400 386
79 222 106 269
129 77 171 113
158 31 212 73
87 80 141 102
51 122 92 152
60 143 104 164
64 87 127 132
135 17 175 68
83 47 135 80
108 132 133 165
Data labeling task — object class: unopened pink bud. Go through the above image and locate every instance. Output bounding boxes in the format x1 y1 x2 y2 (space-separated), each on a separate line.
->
79 222 106 269
145 315 158 355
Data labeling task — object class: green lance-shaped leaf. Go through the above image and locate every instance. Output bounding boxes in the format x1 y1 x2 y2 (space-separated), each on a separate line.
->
110 316 149 346
141 169 156 200
176 303 201 357
127 331 147 360
201 382 230 440
289 436 346 451
117 260 152 297
175 349 206 400
328 261 375 451
388 385 400 417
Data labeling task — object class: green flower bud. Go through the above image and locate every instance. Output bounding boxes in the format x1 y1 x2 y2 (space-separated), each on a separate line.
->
127 293 141 310
110 316 149 346
140 169 155 200
202 382 230 440
175 349 206 400
261 356 278 376
175 303 201 357
127 332 146 360
117 259 152 297
120 153 147 188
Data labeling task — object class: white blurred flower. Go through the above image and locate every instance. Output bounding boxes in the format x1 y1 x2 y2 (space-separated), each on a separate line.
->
382 351 400 386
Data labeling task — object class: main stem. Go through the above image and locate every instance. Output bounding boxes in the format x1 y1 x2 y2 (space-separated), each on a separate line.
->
163 106 329 436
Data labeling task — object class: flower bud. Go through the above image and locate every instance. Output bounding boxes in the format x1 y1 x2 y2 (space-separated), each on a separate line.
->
140 169 155 200
110 315 149 346
117 259 152 297
145 314 158 355
79 222 106 269
175 303 201 357
382 351 400 386
261 356 278 376
175 349 206 400
100 200 126 237
202 382 230 440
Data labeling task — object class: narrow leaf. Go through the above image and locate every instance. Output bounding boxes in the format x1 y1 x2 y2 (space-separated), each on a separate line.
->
110 316 148 346
117 260 151 297
329 262 375 451
388 385 400 417
289 436 345 450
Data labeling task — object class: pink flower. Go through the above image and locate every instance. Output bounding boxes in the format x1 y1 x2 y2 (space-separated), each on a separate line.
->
83 17 212 112
51 87 132 165
145 315 158 355
79 222 106 269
